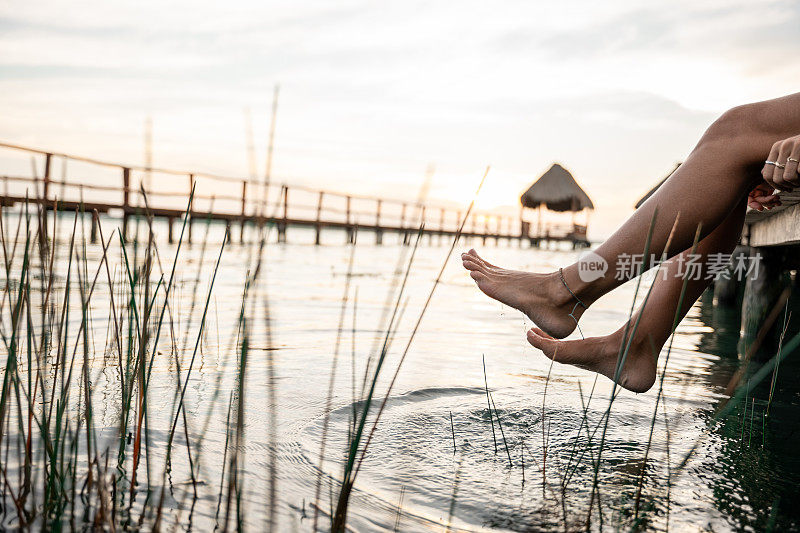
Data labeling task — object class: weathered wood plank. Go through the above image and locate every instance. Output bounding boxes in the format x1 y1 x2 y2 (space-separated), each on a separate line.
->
748 201 800 247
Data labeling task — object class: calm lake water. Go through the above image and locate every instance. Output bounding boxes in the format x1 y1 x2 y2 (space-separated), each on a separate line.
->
3 214 800 532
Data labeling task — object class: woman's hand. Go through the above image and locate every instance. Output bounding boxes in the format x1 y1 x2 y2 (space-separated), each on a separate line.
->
762 134 800 192
748 181 782 211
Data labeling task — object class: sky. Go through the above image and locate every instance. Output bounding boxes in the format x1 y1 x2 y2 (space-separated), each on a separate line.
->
1 0 799 238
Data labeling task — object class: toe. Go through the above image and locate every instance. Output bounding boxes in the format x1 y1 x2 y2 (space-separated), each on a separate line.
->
528 328 567 361
470 270 486 283
473 251 500 270
462 259 486 273
530 327 555 341
527 329 554 355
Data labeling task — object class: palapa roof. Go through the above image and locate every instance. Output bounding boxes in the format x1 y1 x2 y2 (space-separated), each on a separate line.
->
520 163 594 212
635 163 681 208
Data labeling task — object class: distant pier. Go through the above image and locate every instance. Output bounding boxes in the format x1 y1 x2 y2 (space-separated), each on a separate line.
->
0 142 591 248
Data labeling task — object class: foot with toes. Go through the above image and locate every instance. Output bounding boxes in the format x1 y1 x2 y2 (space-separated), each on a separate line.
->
526 328 657 393
460 248 587 339
461 248 657 393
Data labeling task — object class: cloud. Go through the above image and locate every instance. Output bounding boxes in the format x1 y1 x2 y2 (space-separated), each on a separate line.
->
0 0 798 238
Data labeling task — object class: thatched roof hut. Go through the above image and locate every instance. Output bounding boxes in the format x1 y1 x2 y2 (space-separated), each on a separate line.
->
520 163 594 212
635 163 681 208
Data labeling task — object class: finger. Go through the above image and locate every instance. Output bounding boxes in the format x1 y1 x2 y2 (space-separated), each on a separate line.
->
775 140 795 191
762 142 782 190
785 141 800 186
751 194 779 204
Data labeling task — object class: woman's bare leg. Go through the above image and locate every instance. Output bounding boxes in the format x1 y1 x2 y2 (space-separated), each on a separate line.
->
526 198 747 393
463 92 800 338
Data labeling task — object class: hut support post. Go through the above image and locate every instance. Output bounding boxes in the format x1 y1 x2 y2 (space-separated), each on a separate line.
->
537 204 543 240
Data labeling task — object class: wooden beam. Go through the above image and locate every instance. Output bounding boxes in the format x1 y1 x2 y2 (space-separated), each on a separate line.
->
748 202 800 247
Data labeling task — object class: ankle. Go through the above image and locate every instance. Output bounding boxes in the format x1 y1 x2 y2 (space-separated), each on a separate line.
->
557 265 595 309
610 328 656 361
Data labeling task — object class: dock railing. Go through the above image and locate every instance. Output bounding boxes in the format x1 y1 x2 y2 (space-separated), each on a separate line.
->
0 141 589 247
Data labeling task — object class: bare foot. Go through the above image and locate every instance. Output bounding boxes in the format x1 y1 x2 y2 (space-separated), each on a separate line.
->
461 249 587 339
526 327 657 393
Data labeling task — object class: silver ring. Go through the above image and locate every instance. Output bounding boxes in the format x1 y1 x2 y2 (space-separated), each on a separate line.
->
765 160 778 166
789 157 799 164
776 162 787 169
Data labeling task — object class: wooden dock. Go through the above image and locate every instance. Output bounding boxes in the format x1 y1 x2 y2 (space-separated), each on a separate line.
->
712 193 800 352
0 142 591 248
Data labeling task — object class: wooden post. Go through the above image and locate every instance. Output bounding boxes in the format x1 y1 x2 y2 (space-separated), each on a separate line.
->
345 195 353 244
277 185 288 243
187 173 194 244
537 204 543 238
240 180 247 244
283 185 289 221
39 153 52 240
122 167 130 239
59 156 67 201
90 210 98 244
482 215 488 245
713 245 750 309
740 247 789 350
315 191 324 245
420 205 428 243
375 199 383 245
43 153 51 201
400 203 408 245
167 217 174 244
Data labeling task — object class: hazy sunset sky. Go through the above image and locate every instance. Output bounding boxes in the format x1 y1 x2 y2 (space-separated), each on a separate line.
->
1 0 798 238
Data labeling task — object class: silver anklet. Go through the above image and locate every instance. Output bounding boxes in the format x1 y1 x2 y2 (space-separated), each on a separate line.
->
559 268 587 309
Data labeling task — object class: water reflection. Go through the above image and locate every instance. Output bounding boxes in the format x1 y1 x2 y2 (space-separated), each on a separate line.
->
692 288 800 530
